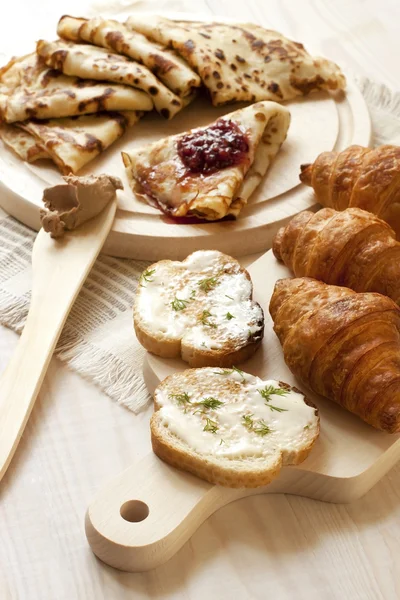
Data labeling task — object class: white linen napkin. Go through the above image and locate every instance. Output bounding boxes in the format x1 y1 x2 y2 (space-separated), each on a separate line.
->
0 78 399 413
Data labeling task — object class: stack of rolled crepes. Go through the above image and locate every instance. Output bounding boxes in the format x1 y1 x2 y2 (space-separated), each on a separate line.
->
0 14 345 174
0 16 202 173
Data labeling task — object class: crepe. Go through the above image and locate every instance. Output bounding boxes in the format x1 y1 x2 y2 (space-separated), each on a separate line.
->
0 124 48 162
122 101 290 220
0 53 40 91
0 111 141 174
0 53 145 172
36 39 185 119
0 53 152 123
57 15 201 99
0 110 142 174
126 16 346 106
22 111 142 173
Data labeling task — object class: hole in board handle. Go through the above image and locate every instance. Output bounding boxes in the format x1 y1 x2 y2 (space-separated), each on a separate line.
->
120 500 149 523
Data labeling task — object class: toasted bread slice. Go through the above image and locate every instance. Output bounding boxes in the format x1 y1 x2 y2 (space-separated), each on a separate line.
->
151 368 319 488
134 250 264 367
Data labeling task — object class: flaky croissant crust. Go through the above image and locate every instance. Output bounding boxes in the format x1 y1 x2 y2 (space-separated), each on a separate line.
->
270 277 400 433
300 145 400 237
273 207 400 306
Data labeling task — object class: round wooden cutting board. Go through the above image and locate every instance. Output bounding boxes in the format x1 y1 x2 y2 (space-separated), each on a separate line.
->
0 17 371 260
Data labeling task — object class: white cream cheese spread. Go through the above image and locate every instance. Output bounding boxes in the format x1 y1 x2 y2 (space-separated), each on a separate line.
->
135 250 264 351
155 368 318 460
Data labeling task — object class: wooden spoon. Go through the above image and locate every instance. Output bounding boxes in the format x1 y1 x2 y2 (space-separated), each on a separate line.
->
0 198 116 482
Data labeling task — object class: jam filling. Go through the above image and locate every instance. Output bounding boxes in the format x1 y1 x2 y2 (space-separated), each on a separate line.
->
177 119 249 175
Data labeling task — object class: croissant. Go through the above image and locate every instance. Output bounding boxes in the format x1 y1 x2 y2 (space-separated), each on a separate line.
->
269 277 400 432
273 207 400 305
299 145 400 237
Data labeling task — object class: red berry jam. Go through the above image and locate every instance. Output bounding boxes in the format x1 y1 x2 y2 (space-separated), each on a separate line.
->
177 119 249 174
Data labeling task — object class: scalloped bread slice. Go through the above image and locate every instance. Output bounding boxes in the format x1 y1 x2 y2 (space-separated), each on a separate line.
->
122 100 290 220
151 368 320 487
134 250 264 367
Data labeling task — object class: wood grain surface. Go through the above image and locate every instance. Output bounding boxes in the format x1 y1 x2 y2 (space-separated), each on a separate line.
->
1 0 400 598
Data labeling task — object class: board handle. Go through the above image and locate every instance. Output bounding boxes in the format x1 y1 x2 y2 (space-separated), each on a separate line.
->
85 452 244 572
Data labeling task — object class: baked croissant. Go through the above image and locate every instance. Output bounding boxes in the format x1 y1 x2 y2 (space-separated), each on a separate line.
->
269 277 400 432
273 207 400 305
300 145 400 237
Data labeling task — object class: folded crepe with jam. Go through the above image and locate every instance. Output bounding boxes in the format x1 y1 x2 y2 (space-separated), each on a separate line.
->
122 100 290 220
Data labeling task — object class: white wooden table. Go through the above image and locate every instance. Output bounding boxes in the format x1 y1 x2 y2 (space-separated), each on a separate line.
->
1 1 400 598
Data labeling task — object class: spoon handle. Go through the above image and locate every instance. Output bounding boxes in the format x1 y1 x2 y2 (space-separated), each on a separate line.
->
0 200 116 481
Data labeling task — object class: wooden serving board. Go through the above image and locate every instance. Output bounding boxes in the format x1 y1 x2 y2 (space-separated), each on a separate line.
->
85 249 400 572
0 10 371 261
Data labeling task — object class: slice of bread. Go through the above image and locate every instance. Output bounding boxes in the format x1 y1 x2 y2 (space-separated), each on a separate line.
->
134 250 264 367
151 367 319 488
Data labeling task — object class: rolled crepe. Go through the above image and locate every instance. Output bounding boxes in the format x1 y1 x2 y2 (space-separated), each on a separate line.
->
126 15 346 106
0 124 48 162
36 39 185 119
18 111 142 173
0 53 152 123
57 15 201 99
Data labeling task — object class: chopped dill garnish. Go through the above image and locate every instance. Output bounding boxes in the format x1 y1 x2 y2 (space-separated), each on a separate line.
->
198 275 219 293
253 419 272 436
171 297 189 311
197 397 224 410
226 312 235 320
169 392 191 406
232 366 245 378
242 414 272 436
203 418 218 433
214 366 246 381
198 270 225 293
190 289 196 298
219 438 225 445
258 385 289 412
140 268 155 286
259 385 289 399
242 414 254 430
225 294 234 300
198 310 217 328
266 404 288 413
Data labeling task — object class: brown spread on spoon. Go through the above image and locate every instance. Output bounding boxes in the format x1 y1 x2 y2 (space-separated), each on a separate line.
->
40 173 123 238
